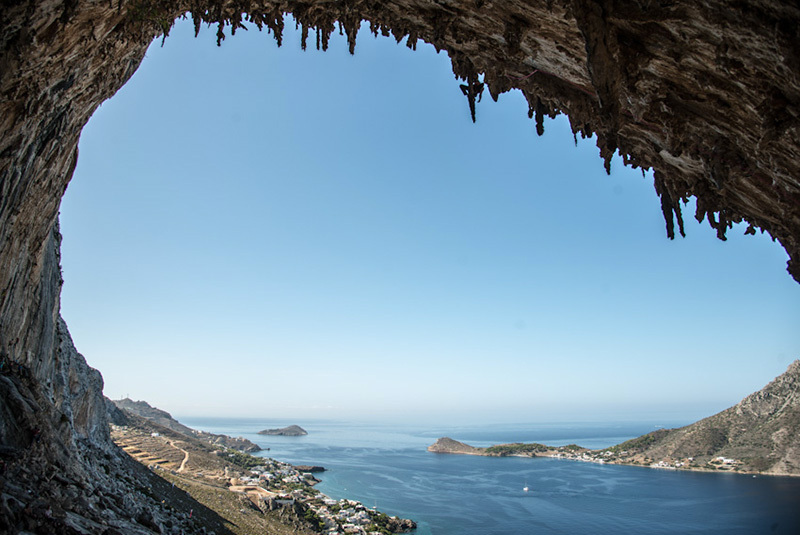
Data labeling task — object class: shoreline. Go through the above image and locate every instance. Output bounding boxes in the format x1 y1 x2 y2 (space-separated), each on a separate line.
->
111 416 417 535
427 437 799 478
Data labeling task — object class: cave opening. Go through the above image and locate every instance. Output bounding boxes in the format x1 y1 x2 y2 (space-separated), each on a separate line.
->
2 2 800 532
58 17 799 423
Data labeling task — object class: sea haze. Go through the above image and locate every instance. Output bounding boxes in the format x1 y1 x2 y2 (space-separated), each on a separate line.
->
179 418 800 535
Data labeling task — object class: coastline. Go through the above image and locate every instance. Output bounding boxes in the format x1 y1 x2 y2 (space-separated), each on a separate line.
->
427 437 798 478
111 412 417 535
149 419 800 535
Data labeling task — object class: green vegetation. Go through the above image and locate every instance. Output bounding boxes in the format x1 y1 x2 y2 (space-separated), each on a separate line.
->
366 523 393 535
366 511 395 535
325 502 342 514
303 508 325 531
484 442 550 456
604 429 671 454
742 457 771 472
283 481 315 494
222 449 265 470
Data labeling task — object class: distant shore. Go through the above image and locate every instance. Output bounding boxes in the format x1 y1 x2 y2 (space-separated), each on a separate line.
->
427 437 796 477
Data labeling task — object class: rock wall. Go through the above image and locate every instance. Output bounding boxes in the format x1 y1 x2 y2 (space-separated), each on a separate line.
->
1 0 799 531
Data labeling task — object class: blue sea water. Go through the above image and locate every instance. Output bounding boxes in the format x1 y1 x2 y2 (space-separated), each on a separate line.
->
179 418 800 534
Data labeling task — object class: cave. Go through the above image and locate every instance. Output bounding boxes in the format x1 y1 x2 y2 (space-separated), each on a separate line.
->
1 1 799 532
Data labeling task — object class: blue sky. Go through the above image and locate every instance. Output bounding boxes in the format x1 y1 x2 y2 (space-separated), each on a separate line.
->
58 18 799 425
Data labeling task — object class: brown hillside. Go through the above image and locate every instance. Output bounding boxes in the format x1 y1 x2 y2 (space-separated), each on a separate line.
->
615 361 800 475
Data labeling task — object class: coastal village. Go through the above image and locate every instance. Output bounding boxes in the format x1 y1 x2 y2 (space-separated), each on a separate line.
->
109 401 415 535
547 446 742 472
427 436 747 474
227 458 415 535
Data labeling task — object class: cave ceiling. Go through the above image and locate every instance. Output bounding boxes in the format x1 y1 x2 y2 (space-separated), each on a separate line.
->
1 0 799 308
1 3 799 530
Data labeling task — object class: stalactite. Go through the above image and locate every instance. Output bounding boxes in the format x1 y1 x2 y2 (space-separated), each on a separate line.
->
216 20 225 45
342 13 360 54
654 173 686 239
459 73 484 123
535 97 546 136
300 20 309 50
83 1 800 282
406 31 418 50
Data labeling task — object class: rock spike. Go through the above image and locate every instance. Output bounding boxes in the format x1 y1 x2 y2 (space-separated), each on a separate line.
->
654 173 686 240
535 97 546 136
216 21 225 46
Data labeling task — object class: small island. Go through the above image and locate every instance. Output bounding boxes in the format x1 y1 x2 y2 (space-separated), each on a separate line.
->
258 424 308 436
428 437 570 458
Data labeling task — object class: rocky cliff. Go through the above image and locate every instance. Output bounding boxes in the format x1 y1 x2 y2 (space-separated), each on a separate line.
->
1 268 213 532
1 1 800 531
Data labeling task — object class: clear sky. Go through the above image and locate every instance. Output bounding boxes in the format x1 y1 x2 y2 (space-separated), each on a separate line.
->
58 18 799 425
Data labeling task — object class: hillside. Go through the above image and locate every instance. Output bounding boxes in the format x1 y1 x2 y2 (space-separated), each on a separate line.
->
112 398 261 453
109 401 416 535
608 360 800 475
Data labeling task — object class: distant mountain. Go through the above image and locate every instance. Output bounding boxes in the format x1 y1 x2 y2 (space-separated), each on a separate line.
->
609 360 800 475
110 398 261 453
258 425 307 436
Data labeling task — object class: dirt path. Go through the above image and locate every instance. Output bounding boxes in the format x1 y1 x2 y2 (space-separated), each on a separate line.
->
168 440 190 472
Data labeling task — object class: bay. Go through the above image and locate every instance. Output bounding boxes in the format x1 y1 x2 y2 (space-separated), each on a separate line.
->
179 418 800 534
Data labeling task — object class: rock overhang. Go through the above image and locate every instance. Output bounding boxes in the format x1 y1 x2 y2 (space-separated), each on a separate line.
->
0 2 799 527
1 1 798 530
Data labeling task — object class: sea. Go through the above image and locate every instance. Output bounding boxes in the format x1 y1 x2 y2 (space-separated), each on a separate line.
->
178 418 800 535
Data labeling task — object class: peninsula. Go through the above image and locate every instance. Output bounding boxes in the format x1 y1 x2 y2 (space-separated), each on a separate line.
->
258 425 308 436
430 360 800 477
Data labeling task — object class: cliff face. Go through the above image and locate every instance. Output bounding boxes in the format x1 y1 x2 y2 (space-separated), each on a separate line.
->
1 0 799 530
